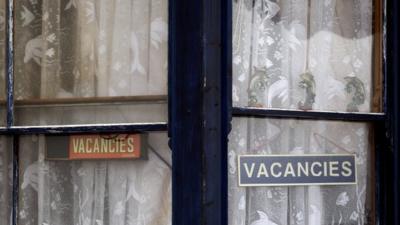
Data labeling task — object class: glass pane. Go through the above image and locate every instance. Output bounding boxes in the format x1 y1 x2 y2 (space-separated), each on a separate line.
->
233 0 382 112
228 118 374 224
15 100 167 125
19 132 171 225
14 0 168 125
0 136 12 225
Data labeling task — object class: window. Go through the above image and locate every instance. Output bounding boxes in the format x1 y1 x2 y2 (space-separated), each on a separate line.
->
0 1 171 225
14 0 168 126
0 0 397 224
229 0 385 224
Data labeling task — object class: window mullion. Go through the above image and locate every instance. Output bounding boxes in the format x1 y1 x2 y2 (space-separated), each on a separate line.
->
0 123 168 135
233 107 386 122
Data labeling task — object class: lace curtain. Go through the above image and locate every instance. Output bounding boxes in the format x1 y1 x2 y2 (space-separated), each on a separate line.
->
12 1 171 225
19 133 171 225
230 0 376 224
13 0 168 126
233 0 374 112
228 119 373 225
15 0 168 99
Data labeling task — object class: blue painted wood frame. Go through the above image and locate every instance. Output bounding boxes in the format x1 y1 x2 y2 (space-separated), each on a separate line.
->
222 0 232 224
168 0 203 224
385 0 400 223
168 0 230 223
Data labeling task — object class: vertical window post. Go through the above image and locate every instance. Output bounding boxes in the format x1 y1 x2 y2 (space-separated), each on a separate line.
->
169 1 204 224
169 0 228 224
386 0 400 223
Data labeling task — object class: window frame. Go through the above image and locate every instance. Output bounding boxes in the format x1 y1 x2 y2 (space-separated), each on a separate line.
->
222 0 398 225
1 1 170 225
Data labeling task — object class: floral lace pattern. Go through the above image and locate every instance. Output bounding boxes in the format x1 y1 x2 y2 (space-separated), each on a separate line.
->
231 1 375 223
233 0 374 112
228 118 373 225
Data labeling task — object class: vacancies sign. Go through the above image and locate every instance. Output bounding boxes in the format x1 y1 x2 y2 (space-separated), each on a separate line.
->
238 154 356 186
45 134 146 160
